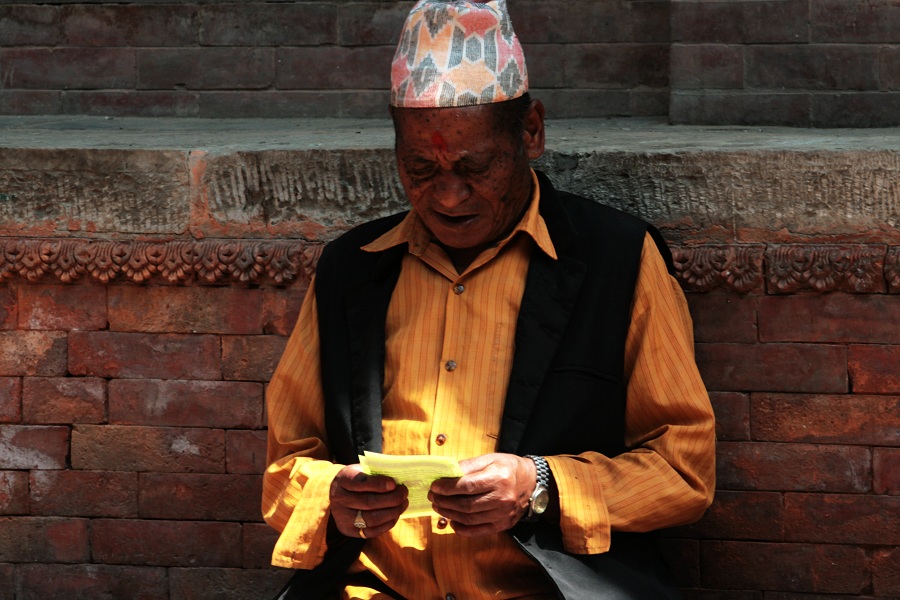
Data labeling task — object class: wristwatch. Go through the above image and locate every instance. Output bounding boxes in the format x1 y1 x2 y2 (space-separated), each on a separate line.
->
524 455 550 520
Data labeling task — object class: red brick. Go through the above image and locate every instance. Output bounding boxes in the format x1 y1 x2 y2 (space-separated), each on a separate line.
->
243 522 280 569
531 88 633 118
812 0 900 43
695 343 848 394
62 5 196 47
671 45 744 90
276 46 396 90
717 442 871 493
137 48 274 90
62 90 200 117
708 392 748 440
198 90 339 118
784 493 900 545
874 448 900 495
687 293 758 343
672 0 809 44
23 377 106 424
0 471 28 515
0 516 89 563
139 473 262 522
0 331 67 376
631 89 669 116
262 287 304 336
30 470 138 517
92 519 242 567
0 564 11 600
850 344 900 394
632 1 670 44
681 592 762 600
671 1 743 44
222 336 287 382
509 0 632 44
110 379 262 428
68 331 221 380
670 91 811 127
200 3 336 46
658 538 700 587
747 45 880 91
0 5 60 45
17 284 107 331
565 43 669 88
701 541 868 594
0 377 21 423
16 564 168 600
169 567 293 600
339 2 410 46
760 294 900 344
0 425 69 469
0 90 61 114
522 44 567 89
883 47 900 91
755 393 900 444
226 429 267 475
873 546 900 598
0 286 15 330
1 48 135 89
811 92 900 128
72 425 225 473
109 286 264 334
674 490 784 541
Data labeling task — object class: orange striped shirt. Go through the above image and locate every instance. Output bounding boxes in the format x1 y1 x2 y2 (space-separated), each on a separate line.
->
263 171 715 599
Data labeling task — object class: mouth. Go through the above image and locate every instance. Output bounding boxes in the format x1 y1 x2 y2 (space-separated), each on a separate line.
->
435 213 478 228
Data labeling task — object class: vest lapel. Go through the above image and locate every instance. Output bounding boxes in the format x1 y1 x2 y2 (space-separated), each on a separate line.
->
343 245 405 456
498 174 586 454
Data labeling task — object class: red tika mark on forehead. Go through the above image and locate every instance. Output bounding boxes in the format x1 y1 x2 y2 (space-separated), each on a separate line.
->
431 131 448 153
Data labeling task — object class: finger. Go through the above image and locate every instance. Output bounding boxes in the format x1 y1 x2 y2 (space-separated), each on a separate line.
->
334 468 398 494
332 484 409 513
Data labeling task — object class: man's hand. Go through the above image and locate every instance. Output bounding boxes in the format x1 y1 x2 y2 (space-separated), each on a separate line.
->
428 453 536 536
330 464 408 539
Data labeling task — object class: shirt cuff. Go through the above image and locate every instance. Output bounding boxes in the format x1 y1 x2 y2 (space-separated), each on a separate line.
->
544 455 612 555
271 462 345 569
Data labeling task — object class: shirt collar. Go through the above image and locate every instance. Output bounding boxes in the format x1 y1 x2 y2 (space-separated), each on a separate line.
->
362 169 558 261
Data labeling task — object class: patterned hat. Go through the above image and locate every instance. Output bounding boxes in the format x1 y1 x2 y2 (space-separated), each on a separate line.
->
390 0 529 108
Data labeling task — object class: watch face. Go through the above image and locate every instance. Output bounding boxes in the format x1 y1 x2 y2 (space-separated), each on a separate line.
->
532 487 550 514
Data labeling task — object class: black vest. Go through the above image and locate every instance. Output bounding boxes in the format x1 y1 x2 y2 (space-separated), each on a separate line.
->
277 172 681 600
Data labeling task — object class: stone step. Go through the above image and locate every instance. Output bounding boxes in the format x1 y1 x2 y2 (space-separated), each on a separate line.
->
1 116 899 293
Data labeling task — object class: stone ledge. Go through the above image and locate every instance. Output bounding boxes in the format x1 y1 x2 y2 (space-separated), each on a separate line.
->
3 117 899 293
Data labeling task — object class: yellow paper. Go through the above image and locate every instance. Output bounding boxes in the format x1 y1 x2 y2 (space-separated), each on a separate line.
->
358 451 464 518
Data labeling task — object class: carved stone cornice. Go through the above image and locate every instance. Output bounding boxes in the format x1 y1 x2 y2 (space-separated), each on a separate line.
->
887 247 900 293
1 238 897 295
672 245 766 293
765 245 887 294
0 238 322 286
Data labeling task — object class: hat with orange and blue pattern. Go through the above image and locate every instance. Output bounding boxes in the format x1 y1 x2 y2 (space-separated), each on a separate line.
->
390 0 529 108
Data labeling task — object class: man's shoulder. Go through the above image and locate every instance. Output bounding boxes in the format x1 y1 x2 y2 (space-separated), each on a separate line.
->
318 212 408 265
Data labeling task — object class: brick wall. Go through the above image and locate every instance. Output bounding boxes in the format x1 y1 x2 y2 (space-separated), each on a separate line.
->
3 0 899 125
1 123 898 598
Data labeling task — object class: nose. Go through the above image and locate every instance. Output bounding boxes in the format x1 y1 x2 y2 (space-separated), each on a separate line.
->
432 169 470 208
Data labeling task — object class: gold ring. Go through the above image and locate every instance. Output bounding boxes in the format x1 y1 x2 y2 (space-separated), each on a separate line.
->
354 510 367 529
358 528 367 539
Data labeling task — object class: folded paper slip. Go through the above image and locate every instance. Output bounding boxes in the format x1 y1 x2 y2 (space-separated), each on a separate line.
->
358 451 464 518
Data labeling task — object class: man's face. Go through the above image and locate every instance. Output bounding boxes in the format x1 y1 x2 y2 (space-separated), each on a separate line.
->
392 102 544 257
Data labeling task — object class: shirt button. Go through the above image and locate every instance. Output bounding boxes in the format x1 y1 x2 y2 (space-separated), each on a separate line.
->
444 360 457 372
435 433 447 446
453 284 465 295
445 594 456 600
437 517 449 529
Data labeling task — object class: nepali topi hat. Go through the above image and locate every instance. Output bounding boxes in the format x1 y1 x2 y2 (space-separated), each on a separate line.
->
390 0 529 108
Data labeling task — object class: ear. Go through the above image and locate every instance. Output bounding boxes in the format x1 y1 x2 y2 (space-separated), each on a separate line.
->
522 99 546 160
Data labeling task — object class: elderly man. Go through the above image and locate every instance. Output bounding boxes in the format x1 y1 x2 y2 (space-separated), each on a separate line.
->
263 1 716 598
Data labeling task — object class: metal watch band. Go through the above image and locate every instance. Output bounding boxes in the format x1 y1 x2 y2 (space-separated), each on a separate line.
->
526 454 551 488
